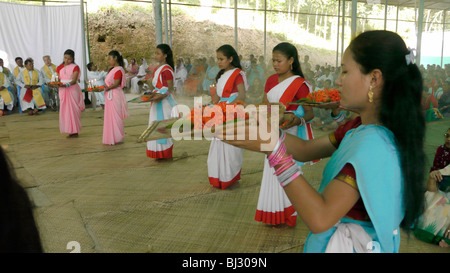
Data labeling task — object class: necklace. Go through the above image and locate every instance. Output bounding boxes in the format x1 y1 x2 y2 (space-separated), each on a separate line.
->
350 121 380 138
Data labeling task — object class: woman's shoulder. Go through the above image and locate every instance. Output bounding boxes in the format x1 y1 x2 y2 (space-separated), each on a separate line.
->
56 64 64 72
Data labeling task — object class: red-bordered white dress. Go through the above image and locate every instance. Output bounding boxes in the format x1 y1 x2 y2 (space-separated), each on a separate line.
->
207 68 248 189
255 74 314 226
146 64 179 159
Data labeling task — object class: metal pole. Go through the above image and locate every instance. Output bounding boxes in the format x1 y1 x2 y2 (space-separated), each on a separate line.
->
79 0 95 109
336 0 341 67
341 0 345 60
154 0 163 45
169 0 173 47
384 0 388 30
441 9 446 67
234 0 238 50
395 4 399 32
164 0 169 44
351 0 356 39
264 0 266 61
416 0 424 65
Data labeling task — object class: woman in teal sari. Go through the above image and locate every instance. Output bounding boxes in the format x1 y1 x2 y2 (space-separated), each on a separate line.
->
219 30 425 253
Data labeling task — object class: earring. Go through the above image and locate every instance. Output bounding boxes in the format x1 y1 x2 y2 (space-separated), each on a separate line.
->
368 86 374 103
290 63 293 71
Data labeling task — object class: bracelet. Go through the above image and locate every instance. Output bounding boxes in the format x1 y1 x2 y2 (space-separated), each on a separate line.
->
299 117 305 127
268 129 286 164
331 111 345 123
65 83 70 88
275 158 303 187
268 136 287 168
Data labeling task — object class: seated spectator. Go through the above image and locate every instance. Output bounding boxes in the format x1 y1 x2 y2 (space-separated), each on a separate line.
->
202 57 220 95
130 59 149 94
0 58 14 83
125 58 139 90
184 59 204 96
0 71 15 115
414 128 450 248
316 68 333 89
247 59 264 89
40 55 57 107
86 62 107 110
15 58 46 115
174 58 187 96
438 80 450 117
13 57 25 79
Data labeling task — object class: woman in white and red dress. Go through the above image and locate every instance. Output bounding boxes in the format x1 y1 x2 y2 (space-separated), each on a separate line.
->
255 43 315 227
207 44 248 189
146 44 179 160
103 51 129 145
56 49 85 138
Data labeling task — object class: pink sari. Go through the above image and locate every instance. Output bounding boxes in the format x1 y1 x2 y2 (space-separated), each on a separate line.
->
58 63 84 134
103 66 129 145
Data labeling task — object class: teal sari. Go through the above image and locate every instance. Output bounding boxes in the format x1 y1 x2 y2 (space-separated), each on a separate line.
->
303 125 404 253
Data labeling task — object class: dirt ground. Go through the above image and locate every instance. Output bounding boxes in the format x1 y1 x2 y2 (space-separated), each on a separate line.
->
0 93 449 254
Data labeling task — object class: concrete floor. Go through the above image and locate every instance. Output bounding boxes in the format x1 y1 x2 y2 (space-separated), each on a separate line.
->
1 94 449 253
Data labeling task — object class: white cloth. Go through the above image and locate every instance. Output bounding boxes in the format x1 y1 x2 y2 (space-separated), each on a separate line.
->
0 2 89 89
130 59 149 94
439 164 450 176
325 222 373 253
40 65 56 83
174 63 187 95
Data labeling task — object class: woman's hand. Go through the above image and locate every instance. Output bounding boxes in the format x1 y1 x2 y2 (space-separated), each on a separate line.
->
216 112 280 155
280 113 302 130
430 170 443 182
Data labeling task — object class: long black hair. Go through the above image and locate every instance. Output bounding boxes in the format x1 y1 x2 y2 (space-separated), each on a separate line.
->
108 50 124 68
157 44 174 70
215 44 242 82
0 146 43 252
272 42 305 78
349 30 425 230
63 49 76 64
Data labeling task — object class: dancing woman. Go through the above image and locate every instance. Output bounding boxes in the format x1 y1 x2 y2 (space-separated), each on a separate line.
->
57 49 85 138
207 44 248 189
146 44 178 160
103 51 129 145
255 42 315 227
220 31 425 253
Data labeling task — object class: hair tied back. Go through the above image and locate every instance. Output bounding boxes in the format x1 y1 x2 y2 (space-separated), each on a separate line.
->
405 47 416 65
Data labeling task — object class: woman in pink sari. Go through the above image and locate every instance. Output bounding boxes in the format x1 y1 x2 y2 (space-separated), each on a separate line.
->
103 50 129 145
56 49 85 138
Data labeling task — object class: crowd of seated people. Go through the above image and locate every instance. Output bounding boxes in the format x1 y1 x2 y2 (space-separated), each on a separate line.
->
0 56 61 116
421 64 450 118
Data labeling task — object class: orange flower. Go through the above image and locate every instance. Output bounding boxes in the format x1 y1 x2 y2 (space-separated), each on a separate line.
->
307 89 340 103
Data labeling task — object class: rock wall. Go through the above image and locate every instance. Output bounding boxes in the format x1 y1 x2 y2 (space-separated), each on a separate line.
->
86 7 335 70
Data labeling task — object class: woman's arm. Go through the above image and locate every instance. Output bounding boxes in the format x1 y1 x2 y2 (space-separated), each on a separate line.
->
282 174 360 233
230 82 246 103
105 78 121 91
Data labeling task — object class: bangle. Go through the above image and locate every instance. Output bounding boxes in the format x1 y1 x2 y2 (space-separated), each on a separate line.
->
298 117 305 127
65 83 70 88
270 129 286 158
268 133 287 168
275 158 303 187
331 111 345 123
